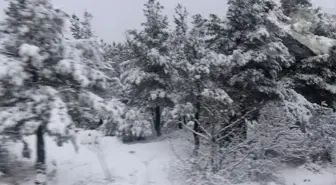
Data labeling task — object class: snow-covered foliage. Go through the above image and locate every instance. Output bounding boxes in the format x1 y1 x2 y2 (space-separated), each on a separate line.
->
171 103 194 119
117 107 153 142
251 101 308 164
0 0 110 169
225 0 295 97
307 113 336 164
293 46 336 109
121 0 174 107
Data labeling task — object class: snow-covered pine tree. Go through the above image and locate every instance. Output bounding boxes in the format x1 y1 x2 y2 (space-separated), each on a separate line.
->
173 4 188 42
121 0 173 137
0 0 109 184
81 11 94 39
170 4 190 129
70 10 94 40
226 0 294 98
170 11 233 153
70 14 82 39
206 0 296 141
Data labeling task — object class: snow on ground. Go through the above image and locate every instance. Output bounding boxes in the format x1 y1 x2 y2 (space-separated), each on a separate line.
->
281 166 336 185
1 130 190 185
1 130 336 185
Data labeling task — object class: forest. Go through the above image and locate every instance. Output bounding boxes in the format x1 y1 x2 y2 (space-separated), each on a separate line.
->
1 0 336 185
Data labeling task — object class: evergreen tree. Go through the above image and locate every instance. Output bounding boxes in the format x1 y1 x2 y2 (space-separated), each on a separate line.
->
170 11 233 152
70 14 81 39
0 0 109 184
70 10 94 40
121 0 173 137
81 10 94 39
173 4 188 39
225 0 294 98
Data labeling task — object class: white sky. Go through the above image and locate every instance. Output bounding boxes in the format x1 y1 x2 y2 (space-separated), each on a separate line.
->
0 0 335 43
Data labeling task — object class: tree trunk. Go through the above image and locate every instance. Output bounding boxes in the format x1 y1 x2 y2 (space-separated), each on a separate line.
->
193 102 200 154
155 105 161 137
178 117 183 129
210 121 217 172
35 125 46 185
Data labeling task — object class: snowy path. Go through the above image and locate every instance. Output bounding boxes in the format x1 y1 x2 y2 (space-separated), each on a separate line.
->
2 130 336 185
3 131 185 185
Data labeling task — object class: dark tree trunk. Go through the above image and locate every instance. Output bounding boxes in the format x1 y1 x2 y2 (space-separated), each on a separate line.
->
35 125 46 185
155 105 161 137
178 117 183 129
193 102 201 154
151 107 155 126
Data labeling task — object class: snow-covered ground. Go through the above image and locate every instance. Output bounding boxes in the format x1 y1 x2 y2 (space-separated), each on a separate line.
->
1 130 336 185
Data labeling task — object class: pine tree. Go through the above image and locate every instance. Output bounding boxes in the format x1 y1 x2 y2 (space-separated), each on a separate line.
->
225 0 294 98
121 0 173 137
81 10 94 39
0 0 109 184
70 14 82 39
70 10 94 40
171 4 189 129
170 11 233 153
173 4 188 40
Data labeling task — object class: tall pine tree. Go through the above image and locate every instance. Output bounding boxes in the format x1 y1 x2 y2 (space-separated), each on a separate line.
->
121 0 173 137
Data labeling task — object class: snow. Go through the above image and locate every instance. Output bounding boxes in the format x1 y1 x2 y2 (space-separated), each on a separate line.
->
0 55 28 86
1 131 184 185
149 89 166 100
19 43 47 68
47 97 73 136
201 88 233 104
267 10 336 55
1 130 336 185
281 166 336 185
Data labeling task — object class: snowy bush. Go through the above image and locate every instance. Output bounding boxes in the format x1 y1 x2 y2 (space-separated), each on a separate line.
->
306 112 336 164
117 108 153 142
250 101 308 166
101 98 126 136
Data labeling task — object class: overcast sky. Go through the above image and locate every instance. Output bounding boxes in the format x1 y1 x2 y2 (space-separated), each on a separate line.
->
0 0 335 43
